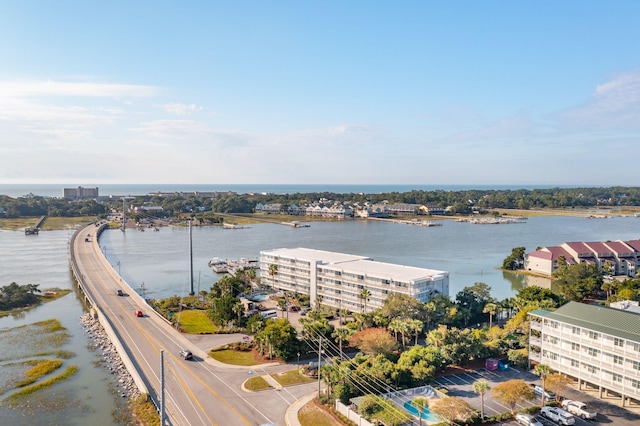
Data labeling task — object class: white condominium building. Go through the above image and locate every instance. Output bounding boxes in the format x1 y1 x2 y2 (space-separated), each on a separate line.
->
259 247 449 313
529 301 640 406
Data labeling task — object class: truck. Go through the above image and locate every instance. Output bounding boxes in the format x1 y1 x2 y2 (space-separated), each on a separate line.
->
561 400 597 420
259 309 278 319
541 406 575 425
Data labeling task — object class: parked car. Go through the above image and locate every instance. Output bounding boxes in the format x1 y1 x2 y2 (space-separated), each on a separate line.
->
531 384 556 401
299 308 310 316
288 305 300 312
515 413 543 426
541 406 575 425
179 349 193 360
134 309 143 317
561 400 597 420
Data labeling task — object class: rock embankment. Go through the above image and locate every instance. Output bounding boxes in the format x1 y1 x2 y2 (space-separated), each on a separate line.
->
80 313 141 400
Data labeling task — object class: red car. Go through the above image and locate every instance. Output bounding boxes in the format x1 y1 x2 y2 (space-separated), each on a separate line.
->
134 310 143 317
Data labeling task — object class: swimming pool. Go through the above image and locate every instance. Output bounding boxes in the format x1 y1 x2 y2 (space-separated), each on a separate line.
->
248 293 270 302
403 401 439 422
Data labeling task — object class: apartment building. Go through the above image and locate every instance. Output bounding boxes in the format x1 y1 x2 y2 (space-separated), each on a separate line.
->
525 239 640 277
259 247 449 313
529 301 640 406
63 186 99 200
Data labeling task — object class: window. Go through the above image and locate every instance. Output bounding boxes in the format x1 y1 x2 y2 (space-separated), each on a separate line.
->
631 360 640 371
584 364 599 374
572 326 580 335
586 347 600 357
614 338 625 348
613 355 624 365
587 331 600 340
630 379 640 389
613 373 623 383
572 342 581 352
571 359 580 368
633 343 640 353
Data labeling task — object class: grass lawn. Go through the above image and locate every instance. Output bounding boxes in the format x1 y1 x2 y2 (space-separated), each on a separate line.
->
244 376 272 391
271 369 316 387
298 399 343 426
209 348 276 366
174 310 216 334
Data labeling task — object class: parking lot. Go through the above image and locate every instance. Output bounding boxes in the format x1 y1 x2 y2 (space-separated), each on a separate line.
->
433 365 640 425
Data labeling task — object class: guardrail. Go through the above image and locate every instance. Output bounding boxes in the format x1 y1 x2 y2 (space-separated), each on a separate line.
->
69 224 150 398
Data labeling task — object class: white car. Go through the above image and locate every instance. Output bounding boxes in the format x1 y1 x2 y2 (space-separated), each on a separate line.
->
541 406 575 425
515 413 543 426
561 399 597 420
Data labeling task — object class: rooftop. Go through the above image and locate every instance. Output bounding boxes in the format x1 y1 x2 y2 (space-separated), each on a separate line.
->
531 301 640 343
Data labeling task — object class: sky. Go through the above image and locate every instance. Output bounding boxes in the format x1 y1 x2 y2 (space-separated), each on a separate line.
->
1 1 639 186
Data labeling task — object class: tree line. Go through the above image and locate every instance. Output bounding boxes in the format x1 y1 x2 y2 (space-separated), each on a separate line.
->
3 186 640 218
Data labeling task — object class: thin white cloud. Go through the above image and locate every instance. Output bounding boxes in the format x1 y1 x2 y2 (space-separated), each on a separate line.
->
554 69 640 131
0 80 156 98
159 102 204 116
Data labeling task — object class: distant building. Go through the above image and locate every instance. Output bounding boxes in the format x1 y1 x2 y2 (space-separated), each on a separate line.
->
259 247 449 313
63 186 99 200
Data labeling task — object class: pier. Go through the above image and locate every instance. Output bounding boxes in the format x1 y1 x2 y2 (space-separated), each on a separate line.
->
24 215 46 234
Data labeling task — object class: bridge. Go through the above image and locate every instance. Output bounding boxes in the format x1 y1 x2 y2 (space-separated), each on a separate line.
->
69 222 312 426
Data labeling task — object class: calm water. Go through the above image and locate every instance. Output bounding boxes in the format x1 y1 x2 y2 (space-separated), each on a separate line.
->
1 214 639 423
0 230 123 425
100 215 640 302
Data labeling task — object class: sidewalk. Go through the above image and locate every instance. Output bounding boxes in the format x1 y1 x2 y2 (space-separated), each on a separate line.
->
285 391 317 426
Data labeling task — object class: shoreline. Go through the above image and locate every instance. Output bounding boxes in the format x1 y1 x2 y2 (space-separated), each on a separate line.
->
79 313 141 401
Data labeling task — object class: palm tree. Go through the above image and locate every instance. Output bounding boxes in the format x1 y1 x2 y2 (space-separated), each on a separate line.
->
483 302 498 328
473 379 491 421
359 287 371 313
410 319 424 345
268 263 278 285
424 301 436 330
534 363 553 407
332 327 353 358
411 396 429 426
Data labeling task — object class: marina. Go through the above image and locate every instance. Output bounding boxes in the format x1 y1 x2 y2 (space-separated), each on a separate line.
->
208 257 260 274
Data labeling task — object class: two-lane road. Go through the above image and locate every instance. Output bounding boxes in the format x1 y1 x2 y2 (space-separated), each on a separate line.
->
72 223 307 425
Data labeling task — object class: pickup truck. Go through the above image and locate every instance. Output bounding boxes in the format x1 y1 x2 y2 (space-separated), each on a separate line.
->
561 400 597 420
541 406 575 425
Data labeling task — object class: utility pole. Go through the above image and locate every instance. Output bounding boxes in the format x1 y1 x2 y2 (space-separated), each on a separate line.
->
121 197 126 232
317 337 322 397
189 220 194 295
160 349 165 425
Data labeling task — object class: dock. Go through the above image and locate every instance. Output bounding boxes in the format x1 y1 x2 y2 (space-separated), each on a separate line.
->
25 215 46 234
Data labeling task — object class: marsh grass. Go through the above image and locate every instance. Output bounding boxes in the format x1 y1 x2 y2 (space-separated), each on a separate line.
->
130 394 160 426
15 359 64 387
0 320 70 362
5 365 78 404
0 216 97 231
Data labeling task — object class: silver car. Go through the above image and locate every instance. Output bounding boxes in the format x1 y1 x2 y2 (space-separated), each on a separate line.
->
515 413 543 426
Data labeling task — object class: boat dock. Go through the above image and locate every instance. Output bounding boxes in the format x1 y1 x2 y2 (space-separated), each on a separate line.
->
25 215 46 234
208 257 260 274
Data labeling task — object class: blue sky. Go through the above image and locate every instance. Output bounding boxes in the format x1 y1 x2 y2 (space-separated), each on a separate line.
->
1 1 639 186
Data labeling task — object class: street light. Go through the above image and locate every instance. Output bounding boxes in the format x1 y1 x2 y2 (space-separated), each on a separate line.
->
297 352 300 372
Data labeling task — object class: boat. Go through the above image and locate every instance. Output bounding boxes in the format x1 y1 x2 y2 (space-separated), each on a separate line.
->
223 223 247 229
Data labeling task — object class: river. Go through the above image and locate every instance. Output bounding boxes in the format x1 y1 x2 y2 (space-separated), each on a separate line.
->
1 214 639 423
99 215 640 301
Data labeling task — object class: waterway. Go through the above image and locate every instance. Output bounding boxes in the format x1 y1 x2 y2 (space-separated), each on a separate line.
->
1 213 639 423
99 215 640 302
0 230 125 425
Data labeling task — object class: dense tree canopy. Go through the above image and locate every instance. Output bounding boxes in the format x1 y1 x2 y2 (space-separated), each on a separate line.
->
0 282 41 310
